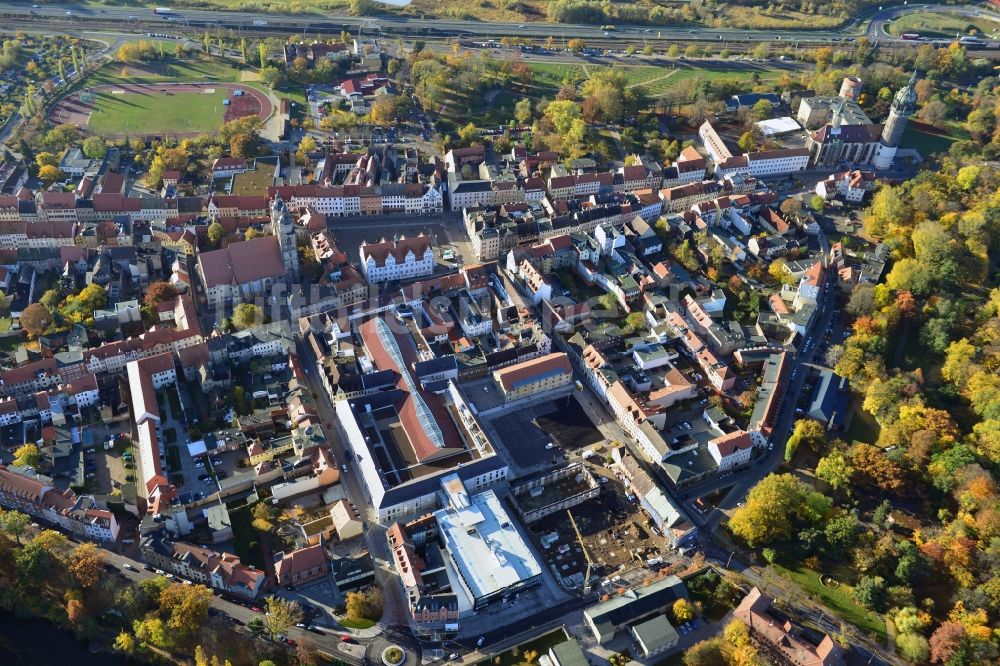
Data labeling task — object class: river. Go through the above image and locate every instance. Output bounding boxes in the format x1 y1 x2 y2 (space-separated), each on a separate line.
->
0 611 134 666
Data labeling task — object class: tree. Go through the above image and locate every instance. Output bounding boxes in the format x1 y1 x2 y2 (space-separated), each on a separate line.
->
514 97 533 125
624 312 646 334
133 616 170 649
0 509 30 544
38 164 62 185
207 221 226 248
785 419 826 462
143 281 179 309
853 574 886 612
233 303 262 330
82 136 107 160
850 443 907 492
296 136 318 163
69 542 105 588
667 44 680 58
898 633 931 664
264 597 304 636
721 620 759 665
780 197 803 219
114 631 137 654
682 638 726 666
919 99 948 128
35 152 59 169
369 94 400 125
345 587 383 623
750 98 773 121
159 583 213 636
672 598 695 623
66 598 85 624
567 38 585 53
809 195 826 213
929 621 967 664
19 301 52 338
12 443 40 468
728 473 831 546
737 131 757 153
815 450 854 493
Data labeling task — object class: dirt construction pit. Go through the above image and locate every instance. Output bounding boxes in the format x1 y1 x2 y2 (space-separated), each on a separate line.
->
529 474 671 588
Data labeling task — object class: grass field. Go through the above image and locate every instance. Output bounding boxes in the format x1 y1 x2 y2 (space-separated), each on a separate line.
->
86 88 227 135
87 57 244 87
900 121 969 156
885 10 1000 38
527 60 789 98
771 560 887 641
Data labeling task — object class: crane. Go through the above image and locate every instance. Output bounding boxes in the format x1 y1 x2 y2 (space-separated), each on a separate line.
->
567 509 595 595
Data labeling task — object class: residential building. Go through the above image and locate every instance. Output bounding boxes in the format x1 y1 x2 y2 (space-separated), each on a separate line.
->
734 588 845 666
274 544 329 587
141 536 267 598
491 352 573 403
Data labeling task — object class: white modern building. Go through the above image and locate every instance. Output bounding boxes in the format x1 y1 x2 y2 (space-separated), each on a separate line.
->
435 475 543 611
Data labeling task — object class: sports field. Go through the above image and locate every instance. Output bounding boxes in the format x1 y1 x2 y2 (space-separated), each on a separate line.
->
86 88 226 135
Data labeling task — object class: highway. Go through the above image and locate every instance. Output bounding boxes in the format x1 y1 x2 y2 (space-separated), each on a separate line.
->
0 1 997 45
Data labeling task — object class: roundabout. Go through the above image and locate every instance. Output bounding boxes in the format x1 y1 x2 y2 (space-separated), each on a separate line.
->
382 646 405 666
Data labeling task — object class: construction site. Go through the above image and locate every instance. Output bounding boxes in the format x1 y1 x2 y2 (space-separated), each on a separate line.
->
524 468 675 592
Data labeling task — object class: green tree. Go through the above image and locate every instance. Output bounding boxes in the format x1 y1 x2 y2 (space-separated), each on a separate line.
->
810 194 826 212
264 597 304 636
207 221 226 248
514 97 534 125
750 98 773 120
258 43 269 69
667 44 680 58
0 509 29 544
728 473 831 546
897 633 930 664
232 303 262 330
815 449 855 492
785 419 826 462
853 575 886 612
82 136 107 160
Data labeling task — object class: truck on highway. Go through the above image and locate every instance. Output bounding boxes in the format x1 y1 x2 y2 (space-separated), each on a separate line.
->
153 7 173 14
252 19 268 26
900 32 920 41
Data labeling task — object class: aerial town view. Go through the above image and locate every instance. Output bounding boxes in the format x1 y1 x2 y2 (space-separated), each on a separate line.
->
0 0 998 665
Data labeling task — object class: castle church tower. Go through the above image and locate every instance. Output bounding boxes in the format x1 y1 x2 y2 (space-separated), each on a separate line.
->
874 73 918 170
270 195 299 280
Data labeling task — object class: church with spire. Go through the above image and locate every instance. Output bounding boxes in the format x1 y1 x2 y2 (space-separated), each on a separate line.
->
805 73 918 170
270 194 300 281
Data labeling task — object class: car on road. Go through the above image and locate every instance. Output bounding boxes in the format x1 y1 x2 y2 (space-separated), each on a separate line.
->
341 635 353 642
477 637 485 647
123 563 136 571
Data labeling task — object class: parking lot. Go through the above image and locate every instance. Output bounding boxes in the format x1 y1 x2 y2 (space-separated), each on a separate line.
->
488 395 603 474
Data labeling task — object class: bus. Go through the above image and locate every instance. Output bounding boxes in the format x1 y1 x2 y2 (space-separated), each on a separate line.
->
900 33 920 41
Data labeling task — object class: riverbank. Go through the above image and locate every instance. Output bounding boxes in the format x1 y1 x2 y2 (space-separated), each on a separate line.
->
0 610 133 666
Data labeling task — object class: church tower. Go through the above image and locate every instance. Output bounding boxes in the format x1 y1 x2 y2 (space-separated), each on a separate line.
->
270 195 299 280
874 73 918 170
